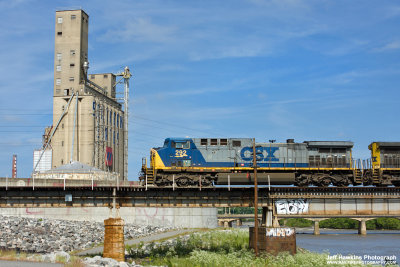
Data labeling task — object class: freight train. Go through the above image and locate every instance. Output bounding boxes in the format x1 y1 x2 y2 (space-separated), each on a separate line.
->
140 138 400 187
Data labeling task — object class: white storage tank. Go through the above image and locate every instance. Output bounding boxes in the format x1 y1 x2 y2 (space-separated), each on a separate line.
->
33 149 52 172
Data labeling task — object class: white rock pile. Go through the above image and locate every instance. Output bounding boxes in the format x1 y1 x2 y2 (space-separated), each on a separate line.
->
83 255 140 267
0 215 173 254
36 252 143 267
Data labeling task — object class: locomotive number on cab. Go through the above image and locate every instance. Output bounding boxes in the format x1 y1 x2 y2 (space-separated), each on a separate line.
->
175 150 188 158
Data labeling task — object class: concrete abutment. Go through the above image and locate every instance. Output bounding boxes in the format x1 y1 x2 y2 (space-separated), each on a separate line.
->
0 207 218 228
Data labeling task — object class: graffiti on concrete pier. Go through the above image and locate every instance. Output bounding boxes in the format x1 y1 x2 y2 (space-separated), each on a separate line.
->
275 199 309 215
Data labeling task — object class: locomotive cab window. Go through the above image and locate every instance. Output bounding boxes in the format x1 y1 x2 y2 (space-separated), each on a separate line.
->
173 141 190 149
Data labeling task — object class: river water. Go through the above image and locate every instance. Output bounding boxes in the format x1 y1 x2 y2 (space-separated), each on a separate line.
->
241 224 400 264
296 228 400 264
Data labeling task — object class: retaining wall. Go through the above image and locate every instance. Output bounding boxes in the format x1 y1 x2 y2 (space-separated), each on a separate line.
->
0 207 218 228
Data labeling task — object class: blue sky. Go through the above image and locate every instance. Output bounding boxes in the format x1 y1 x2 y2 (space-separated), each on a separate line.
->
0 0 399 179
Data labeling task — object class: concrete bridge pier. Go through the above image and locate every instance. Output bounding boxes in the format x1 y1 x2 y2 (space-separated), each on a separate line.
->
358 219 367 235
272 216 280 227
262 206 273 227
309 219 326 235
218 219 235 227
313 220 320 235
353 218 375 235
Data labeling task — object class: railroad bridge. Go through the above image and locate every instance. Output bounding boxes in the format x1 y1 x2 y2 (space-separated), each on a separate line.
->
0 178 399 234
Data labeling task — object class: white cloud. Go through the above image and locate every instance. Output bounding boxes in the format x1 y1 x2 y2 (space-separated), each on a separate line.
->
373 40 400 52
100 18 177 43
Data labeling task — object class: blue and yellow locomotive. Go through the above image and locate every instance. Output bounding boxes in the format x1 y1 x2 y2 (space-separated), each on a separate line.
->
140 137 374 187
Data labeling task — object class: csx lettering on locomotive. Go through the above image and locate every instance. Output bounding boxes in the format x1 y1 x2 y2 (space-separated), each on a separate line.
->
240 147 279 161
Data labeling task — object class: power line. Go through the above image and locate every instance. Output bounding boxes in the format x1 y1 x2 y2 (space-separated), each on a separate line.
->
132 114 224 136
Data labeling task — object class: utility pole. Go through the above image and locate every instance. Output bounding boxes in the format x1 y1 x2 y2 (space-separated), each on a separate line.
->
252 138 259 256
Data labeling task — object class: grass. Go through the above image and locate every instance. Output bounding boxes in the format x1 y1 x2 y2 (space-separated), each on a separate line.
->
0 249 86 266
0 249 28 261
149 250 368 267
64 256 85 267
127 229 379 267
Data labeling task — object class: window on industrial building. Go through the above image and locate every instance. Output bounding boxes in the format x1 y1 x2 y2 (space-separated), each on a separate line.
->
56 89 61 94
110 112 112 125
56 53 62 60
57 17 63 23
56 78 61 85
210 139 218 146
69 77 74 82
61 141 64 147
71 15 76 19
113 131 115 144
70 50 76 56
57 32 62 36
104 74 108 78
117 132 119 144
114 112 116 126
70 63 75 67
120 118 123 128
220 139 228 146
64 89 69 96
201 139 207 146
232 140 241 147
56 65 61 72
105 128 108 140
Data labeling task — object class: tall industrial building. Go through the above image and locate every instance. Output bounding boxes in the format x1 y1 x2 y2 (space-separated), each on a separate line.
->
35 9 128 179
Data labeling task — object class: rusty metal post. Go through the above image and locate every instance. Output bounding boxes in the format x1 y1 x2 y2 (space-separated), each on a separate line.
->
252 138 259 256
